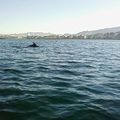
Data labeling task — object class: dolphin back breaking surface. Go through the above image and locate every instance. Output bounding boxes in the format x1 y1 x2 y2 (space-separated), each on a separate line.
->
27 42 39 47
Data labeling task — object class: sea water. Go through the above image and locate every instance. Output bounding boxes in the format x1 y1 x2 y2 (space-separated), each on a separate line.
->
0 39 120 120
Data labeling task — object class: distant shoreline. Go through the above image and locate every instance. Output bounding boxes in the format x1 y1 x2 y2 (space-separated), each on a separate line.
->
0 38 120 40
0 26 120 40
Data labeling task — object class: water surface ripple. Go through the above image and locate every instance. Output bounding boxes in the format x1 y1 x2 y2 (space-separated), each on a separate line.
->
0 39 120 120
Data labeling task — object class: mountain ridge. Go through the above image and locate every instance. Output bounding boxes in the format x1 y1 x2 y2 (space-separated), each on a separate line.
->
76 26 120 36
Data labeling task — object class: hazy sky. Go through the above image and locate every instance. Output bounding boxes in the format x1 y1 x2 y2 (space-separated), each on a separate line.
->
0 0 120 34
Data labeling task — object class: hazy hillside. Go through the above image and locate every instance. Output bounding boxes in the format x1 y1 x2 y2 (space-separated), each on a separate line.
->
0 26 120 39
76 26 120 36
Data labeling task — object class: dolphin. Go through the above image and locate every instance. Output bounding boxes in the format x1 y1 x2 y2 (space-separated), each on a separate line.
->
28 42 39 47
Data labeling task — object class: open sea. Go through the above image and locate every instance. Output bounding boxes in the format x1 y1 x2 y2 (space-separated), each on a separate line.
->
0 39 120 120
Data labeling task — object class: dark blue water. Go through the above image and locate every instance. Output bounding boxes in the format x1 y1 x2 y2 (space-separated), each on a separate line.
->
0 39 120 120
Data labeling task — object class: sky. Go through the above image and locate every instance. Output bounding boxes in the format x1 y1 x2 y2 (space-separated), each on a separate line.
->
0 0 120 34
